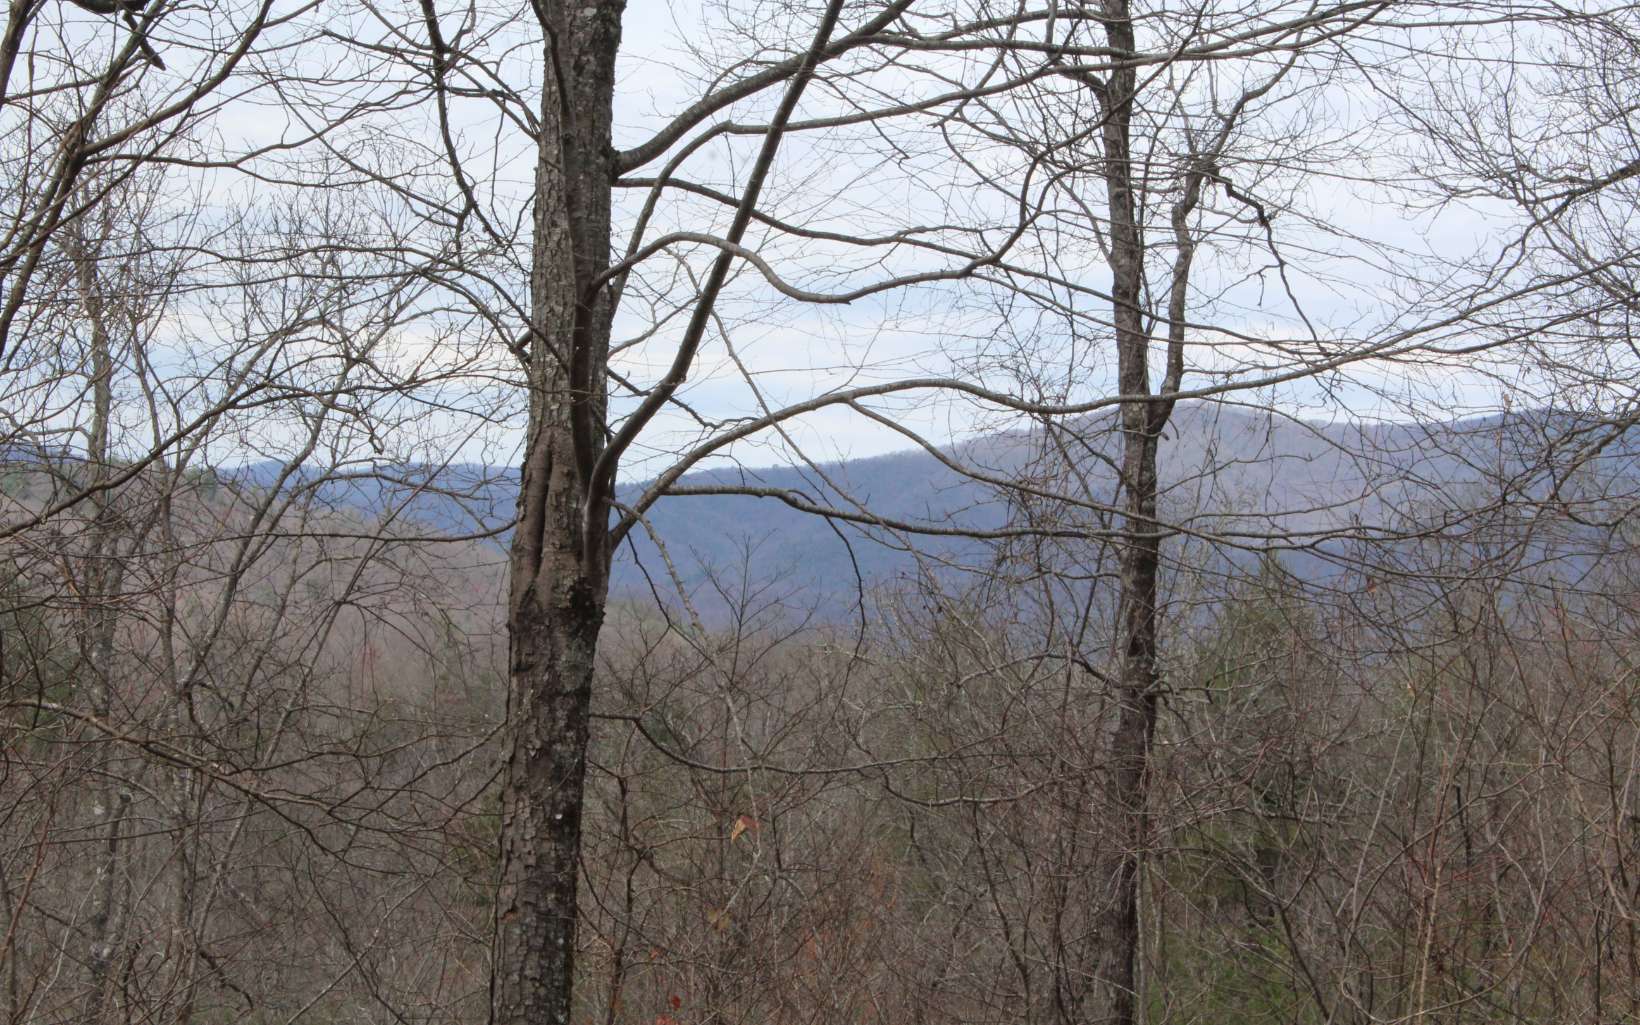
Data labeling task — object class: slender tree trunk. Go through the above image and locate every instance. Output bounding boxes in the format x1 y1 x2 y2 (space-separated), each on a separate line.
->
167 656 200 1025
1095 2 1164 1021
491 2 622 1022
72 228 131 1025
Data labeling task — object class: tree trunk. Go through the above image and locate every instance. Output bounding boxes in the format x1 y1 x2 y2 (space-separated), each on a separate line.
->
1095 1 1164 1021
71 222 132 1025
491 2 622 1022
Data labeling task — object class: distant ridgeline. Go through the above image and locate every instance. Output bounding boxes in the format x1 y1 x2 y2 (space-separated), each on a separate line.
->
28 405 1632 623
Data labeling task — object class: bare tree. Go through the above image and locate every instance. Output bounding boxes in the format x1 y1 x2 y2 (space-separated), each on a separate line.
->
11 1 1640 1023
0 140 507 1021
354 2 1571 1020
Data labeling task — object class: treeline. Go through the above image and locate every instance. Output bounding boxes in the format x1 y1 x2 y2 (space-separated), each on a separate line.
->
5 454 1638 1023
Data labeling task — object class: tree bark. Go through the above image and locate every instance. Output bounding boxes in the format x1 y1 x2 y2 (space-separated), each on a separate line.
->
490 2 623 1023
1095 1 1164 1021
70 218 132 1025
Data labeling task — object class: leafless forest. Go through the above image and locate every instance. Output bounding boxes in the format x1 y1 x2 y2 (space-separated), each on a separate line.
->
5 1 1640 1023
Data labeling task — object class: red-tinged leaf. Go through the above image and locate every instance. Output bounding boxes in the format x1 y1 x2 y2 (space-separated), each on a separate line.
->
670 995 682 1010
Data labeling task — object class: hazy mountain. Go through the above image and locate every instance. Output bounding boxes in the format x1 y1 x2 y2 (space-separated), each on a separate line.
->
218 403 1640 621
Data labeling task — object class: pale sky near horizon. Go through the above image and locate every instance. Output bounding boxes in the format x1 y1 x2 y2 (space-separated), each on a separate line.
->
577 0 1552 477
19 0 1607 479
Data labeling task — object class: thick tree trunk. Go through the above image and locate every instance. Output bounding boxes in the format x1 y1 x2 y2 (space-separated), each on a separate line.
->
491 2 622 1023
492 584 606 1025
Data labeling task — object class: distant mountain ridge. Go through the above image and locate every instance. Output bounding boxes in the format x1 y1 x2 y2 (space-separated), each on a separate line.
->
215 404 1640 619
